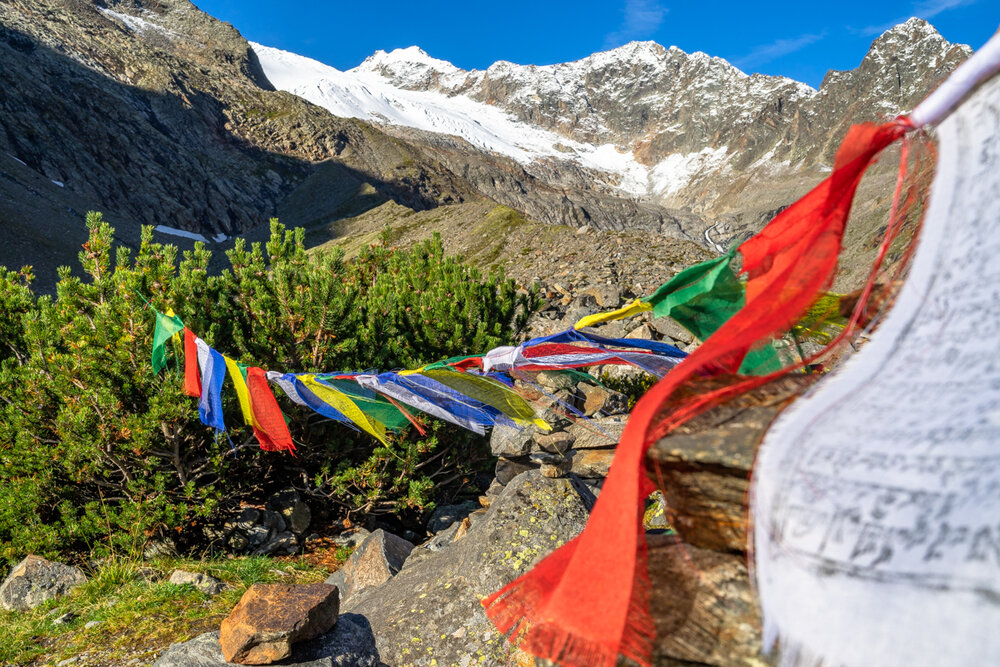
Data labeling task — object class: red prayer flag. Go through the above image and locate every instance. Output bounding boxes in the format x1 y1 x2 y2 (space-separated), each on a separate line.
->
183 328 201 398
482 119 910 667
247 367 296 453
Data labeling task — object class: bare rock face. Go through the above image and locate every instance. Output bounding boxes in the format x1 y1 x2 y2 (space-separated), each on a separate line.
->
219 583 339 665
647 534 763 665
323 529 414 604
646 374 816 553
347 470 592 666
0 555 87 611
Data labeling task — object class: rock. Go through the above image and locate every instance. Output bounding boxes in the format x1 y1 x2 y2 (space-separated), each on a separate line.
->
565 415 627 449
540 460 572 478
647 534 763 665
251 532 298 556
644 490 671 531
224 508 260 534
579 284 621 308
219 583 339 665
144 537 178 560
331 527 370 549
347 471 591 666
494 456 537 485
261 510 285 535
649 317 695 345
427 500 478 534
52 611 77 625
489 422 537 457
85 620 102 629
153 614 380 667
266 489 312 535
568 448 616 478
645 375 816 552
323 529 414 603
532 430 575 454
168 571 225 595
244 525 271 549
577 383 628 417
533 370 577 390
0 555 87 611
625 322 657 340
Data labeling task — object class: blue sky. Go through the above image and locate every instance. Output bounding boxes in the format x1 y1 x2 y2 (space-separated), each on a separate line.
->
194 1 996 87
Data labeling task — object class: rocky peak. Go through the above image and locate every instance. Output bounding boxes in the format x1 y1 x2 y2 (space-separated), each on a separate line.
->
351 45 461 88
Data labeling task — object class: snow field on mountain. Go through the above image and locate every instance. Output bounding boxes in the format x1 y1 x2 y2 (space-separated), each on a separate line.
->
251 42 723 199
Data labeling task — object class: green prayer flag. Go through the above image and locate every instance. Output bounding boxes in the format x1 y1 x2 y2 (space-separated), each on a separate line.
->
643 249 744 341
642 249 781 375
151 310 184 374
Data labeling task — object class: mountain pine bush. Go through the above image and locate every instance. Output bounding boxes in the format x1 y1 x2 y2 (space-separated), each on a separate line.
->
0 213 538 563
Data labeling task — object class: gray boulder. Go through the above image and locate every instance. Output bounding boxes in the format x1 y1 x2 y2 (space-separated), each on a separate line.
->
167 570 225 595
324 530 414 604
346 470 591 666
489 422 537 457
0 555 87 611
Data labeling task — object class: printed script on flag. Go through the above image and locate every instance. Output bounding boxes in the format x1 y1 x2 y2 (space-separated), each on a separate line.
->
752 73 1000 666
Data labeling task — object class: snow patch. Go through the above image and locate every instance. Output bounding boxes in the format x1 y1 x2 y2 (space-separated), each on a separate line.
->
154 225 227 243
7 153 26 166
51 180 64 187
98 8 177 39
649 146 731 198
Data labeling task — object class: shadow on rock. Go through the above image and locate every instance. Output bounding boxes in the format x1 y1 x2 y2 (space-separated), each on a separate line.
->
152 613 383 667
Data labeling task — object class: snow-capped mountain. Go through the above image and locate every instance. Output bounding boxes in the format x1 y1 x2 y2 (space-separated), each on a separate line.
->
252 18 969 212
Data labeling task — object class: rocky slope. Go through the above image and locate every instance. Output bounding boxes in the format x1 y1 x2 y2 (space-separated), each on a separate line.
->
0 0 472 289
0 1 969 294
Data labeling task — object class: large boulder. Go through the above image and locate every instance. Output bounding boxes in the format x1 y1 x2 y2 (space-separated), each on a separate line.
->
647 534 763 665
0 555 87 611
346 470 591 666
152 614 379 667
324 529 414 604
565 415 627 449
219 583 339 664
645 375 816 552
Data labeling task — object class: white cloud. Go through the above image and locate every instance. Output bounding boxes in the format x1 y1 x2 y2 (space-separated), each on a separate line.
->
734 33 825 70
602 0 668 49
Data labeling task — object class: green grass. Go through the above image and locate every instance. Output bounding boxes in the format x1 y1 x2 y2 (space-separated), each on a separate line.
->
0 555 327 666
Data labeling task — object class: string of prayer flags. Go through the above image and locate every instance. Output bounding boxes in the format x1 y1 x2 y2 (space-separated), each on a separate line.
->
415 368 550 431
298 374 389 444
355 373 487 436
224 357 257 427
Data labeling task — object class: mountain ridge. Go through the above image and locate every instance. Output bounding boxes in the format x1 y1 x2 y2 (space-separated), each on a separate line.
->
0 1 972 294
